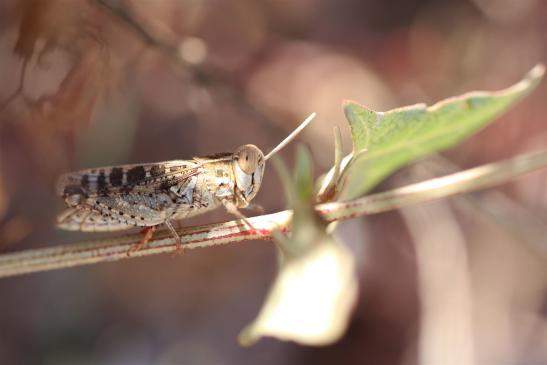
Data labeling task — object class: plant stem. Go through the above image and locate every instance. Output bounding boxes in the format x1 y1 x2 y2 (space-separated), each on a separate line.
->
1 149 546 278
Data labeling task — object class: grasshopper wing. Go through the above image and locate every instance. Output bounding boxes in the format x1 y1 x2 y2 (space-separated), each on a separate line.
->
56 160 202 199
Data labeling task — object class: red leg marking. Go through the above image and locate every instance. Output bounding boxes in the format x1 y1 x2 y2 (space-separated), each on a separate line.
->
127 226 156 256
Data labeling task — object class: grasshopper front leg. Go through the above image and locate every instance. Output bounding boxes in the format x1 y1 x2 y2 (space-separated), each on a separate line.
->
222 199 258 233
164 219 184 253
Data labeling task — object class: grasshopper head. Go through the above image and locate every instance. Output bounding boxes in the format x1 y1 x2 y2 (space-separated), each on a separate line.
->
230 113 316 207
233 144 265 206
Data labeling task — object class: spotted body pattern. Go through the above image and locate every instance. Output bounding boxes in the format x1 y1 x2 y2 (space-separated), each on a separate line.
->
55 113 316 246
56 147 265 234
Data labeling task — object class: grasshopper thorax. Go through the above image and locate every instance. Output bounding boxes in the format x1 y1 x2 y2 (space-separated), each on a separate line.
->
232 144 265 206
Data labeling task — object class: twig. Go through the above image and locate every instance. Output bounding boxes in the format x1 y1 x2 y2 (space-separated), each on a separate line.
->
95 0 195 70
0 59 28 111
318 149 547 221
93 0 287 137
1 149 547 278
422 157 547 254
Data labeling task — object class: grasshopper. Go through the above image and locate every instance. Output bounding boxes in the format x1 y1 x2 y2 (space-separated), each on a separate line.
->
56 113 315 251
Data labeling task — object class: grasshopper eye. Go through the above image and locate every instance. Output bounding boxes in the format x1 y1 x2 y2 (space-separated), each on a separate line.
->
235 145 264 174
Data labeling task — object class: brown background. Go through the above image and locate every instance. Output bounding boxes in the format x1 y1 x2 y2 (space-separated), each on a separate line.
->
0 0 546 364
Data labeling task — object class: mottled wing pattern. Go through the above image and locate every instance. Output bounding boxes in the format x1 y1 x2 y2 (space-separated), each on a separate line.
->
56 160 204 231
56 160 202 198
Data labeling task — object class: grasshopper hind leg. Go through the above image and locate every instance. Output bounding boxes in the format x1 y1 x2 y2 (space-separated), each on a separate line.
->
58 208 183 255
128 219 183 255
57 208 133 232
127 225 158 256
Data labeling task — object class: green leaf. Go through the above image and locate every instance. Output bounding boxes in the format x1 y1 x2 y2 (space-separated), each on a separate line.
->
318 64 545 201
271 145 321 255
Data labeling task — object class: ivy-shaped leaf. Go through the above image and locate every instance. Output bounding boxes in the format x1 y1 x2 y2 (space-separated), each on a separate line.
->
318 64 545 201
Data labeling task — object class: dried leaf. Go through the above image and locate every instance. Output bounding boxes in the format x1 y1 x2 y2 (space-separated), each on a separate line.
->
14 0 93 61
33 47 109 132
240 146 358 346
239 238 357 346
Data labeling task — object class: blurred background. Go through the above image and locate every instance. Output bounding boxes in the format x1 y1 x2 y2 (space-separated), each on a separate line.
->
0 0 546 364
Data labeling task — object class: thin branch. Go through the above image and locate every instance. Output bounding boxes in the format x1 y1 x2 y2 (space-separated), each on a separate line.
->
93 0 288 137
1 149 547 278
0 59 28 111
318 149 547 221
421 157 547 254
95 0 187 66
0 211 291 279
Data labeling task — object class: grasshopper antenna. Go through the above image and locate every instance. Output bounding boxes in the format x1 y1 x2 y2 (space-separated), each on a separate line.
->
264 112 316 161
